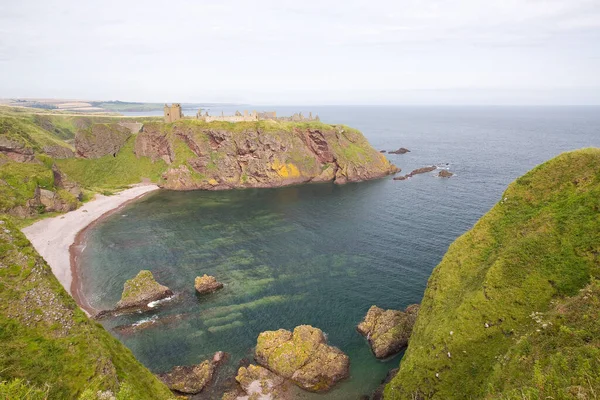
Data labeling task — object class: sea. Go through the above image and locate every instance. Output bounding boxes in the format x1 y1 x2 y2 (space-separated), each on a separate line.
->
77 106 600 398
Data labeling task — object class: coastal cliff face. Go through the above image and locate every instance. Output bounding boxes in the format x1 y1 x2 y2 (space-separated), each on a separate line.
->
135 120 398 190
385 149 600 399
0 217 175 399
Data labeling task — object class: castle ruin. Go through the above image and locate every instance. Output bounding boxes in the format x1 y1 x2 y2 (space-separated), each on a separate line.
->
164 103 183 123
196 110 319 123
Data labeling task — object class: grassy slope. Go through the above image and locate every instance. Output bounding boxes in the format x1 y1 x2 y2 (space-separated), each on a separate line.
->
385 148 600 399
0 216 174 399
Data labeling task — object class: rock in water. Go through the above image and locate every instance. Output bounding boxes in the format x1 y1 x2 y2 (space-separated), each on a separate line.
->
438 170 454 178
158 360 214 394
116 270 172 310
408 166 437 175
357 304 420 359
194 274 224 294
388 147 411 154
254 325 350 392
223 364 292 399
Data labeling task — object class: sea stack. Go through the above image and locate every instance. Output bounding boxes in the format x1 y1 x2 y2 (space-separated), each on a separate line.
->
357 304 420 359
195 274 224 294
115 270 172 310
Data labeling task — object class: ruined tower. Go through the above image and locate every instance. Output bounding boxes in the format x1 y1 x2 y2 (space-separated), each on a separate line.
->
164 103 183 123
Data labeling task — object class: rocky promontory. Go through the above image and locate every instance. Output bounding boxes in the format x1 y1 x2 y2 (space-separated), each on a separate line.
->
195 274 224 294
133 121 398 190
115 270 173 311
357 304 419 359
254 325 350 392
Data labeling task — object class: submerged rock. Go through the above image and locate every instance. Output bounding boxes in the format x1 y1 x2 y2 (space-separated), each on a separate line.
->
158 359 215 394
357 304 420 359
255 325 350 392
438 170 454 178
195 274 224 294
115 270 172 310
388 147 410 154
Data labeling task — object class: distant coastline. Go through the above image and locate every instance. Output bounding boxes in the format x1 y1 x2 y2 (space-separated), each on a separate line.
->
21 184 160 314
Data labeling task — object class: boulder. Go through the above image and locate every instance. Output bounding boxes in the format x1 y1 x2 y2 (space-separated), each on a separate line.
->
226 364 292 399
388 147 410 154
255 325 350 392
393 175 408 181
357 304 420 359
438 170 454 178
158 359 215 394
195 274 224 294
116 270 172 310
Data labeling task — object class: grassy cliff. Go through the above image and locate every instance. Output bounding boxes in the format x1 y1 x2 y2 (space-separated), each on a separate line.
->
385 148 600 399
0 216 175 399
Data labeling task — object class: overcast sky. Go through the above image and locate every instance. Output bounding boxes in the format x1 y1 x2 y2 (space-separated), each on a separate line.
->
1 0 599 105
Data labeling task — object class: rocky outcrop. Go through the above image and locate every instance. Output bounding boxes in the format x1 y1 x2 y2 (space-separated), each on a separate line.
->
38 188 77 213
393 166 438 181
134 124 174 163
158 359 215 394
438 170 454 178
409 166 436 176
52 165 83 201
43 145 74 159
115 270 172 311
389 147 410 154
255 325 350 392
223 364 292 400
194 274 223 294
75 123 131 158
0 136 35 162
132 122 398 190
357 304 420 359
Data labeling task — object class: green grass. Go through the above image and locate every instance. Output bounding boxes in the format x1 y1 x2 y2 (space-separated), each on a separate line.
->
0 217 175 399
55 138 167 191
385 148 600 399
0 161 54 211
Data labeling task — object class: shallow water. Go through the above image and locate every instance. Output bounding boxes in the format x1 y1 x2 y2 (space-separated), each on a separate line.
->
80 106 600 398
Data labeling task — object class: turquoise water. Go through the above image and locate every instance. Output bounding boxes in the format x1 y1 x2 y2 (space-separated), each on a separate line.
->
80 106 600 398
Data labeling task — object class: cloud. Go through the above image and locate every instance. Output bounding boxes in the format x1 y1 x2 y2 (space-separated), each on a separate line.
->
0 0 599 104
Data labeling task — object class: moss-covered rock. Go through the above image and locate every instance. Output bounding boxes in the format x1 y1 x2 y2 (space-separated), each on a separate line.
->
224 364 292 399
158 360 214 394
255 325 349 392
116 270 172 310
357 304 419 359
195 274 224 294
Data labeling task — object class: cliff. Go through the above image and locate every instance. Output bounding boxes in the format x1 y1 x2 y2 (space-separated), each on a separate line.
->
385 148 600 399
135 120 398 190
0 216 175 399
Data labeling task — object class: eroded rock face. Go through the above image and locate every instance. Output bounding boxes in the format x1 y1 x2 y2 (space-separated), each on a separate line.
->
135 122 398 190
75 123 131 158
158 360 214 394
0 136 35 162
357 304 420 359
134 125 174 163
115 270 172 310
255 325 350 392
43 145 74 159
223 364 292 400
195 274 224 294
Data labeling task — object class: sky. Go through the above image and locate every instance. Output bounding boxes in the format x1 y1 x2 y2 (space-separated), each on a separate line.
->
1 0 599 105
